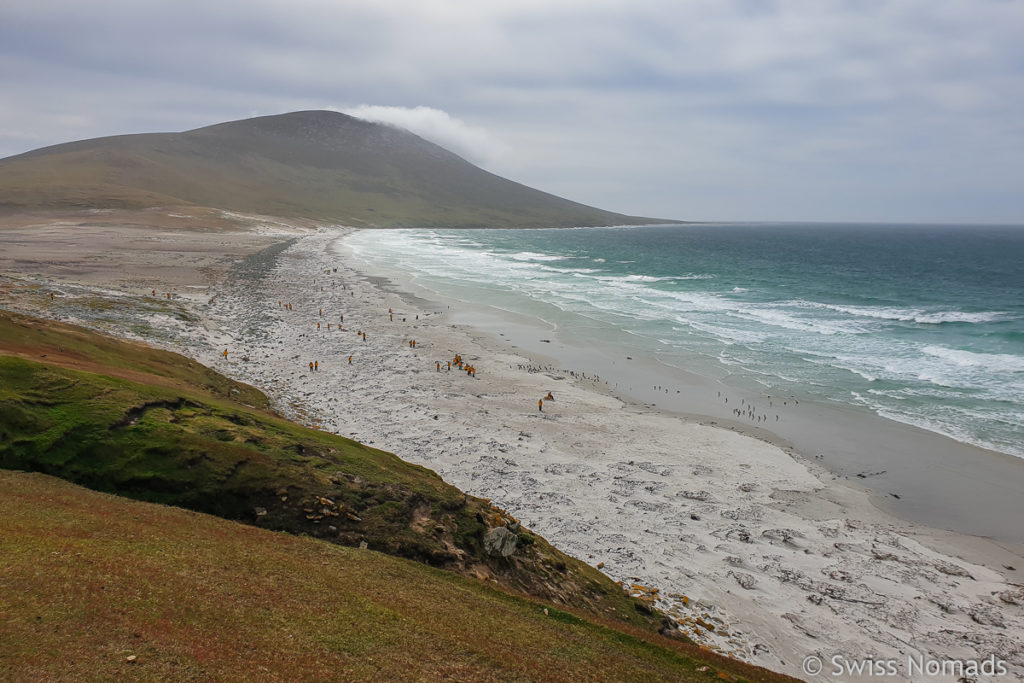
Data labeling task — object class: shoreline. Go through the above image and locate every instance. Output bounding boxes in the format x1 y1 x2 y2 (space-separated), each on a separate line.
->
3 220 1022 681
343 231 1024 545
311 228 1019 678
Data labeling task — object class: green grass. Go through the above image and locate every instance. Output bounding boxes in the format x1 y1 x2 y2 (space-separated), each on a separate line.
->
0 309 268 408
0 470 796 681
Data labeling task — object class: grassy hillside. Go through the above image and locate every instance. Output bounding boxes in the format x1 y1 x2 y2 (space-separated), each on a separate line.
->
0 470 795 681
0 111 670 228
0 310 799 679
0 309 648 621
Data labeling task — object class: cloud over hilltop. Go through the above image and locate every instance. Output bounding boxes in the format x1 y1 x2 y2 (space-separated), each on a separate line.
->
339 105 510 169
1 0 1023 222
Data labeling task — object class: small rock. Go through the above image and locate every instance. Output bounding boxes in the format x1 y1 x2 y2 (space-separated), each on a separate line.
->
725 528 753 543
997 589 1023 605
634 600 655 615
358 541 368 549
126 655 137 663
827 569 852 582
695 618 716 631
934 561 973 579
762 528 801 545
969 606 1006 628
729 571 757 590
483 527 519 557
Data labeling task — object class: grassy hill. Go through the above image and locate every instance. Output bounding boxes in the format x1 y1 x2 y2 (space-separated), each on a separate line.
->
0 309 638 617
0 310 796 680
0 111 669 228
0 470 793 681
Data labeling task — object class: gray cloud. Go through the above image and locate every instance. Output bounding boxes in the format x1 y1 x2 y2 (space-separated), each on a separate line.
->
1 0 1022 222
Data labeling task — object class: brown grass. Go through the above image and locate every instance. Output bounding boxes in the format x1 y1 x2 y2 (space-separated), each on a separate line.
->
0 111 671 228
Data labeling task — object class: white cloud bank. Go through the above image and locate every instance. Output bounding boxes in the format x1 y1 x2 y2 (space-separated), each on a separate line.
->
339 105 510 169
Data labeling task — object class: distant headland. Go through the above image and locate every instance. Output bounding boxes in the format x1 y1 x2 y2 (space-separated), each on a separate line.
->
0 110 674 228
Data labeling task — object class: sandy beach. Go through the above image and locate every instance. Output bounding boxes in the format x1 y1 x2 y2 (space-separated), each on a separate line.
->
2 218 1022 681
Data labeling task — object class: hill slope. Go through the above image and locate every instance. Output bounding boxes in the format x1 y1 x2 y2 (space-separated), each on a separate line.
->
0 111 667 228
0 309 641 620
0 310 796 680
0 470 793 681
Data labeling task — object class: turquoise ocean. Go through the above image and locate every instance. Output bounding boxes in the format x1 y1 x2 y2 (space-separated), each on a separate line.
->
346 224 1024 460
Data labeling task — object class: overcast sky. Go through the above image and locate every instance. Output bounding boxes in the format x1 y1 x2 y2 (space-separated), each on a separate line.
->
2 0 1023 223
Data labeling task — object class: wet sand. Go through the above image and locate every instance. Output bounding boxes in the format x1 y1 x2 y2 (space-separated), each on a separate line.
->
432 302 1024 545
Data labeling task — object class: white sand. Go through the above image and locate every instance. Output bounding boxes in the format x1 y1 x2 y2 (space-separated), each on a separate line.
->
11 224 1023 681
